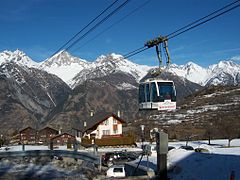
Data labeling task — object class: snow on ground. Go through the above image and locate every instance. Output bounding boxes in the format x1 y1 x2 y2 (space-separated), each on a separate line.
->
0 145 142 154
0 145 49 152
1 140 240 179
134 139 240 180
97 147 142 153
116 82 137 90
0 145 77 152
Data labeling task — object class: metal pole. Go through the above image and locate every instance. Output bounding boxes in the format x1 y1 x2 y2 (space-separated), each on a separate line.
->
159 154 167 180
156 133 161 178
22 143 25 151
140 125 145 149
156 131 168 180
99 154 102 172
147 154 149 179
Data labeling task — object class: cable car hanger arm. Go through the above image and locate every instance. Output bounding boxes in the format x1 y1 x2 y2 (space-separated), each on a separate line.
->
144 35 171 68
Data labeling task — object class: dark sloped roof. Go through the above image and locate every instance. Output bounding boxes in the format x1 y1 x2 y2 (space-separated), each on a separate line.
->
19 126 36 133
38 126 58 133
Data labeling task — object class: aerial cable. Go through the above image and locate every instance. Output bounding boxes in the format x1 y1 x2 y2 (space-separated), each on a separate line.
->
168 2 240 40
72 0 152 52
65 0 131 51
123 46 146 58
123 46 149 59
123 0 240 59
50 0 119 58
167 0 240 38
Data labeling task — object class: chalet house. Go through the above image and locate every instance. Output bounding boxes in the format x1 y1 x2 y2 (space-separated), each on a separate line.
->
19 126 59 145
83 113 126 139
50 132 75 146
38 127 58 144
19 126 36 144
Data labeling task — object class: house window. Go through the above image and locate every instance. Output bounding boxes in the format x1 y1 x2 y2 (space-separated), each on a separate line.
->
113 119 117 124
102 130 110 135
113 129 118 134
104 120 109 125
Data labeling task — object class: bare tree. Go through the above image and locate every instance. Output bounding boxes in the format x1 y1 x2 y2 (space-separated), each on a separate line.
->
218 117 239 147
204 122 214 145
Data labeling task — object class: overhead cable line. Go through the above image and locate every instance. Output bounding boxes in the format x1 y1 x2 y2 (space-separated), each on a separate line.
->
167 0 240 38
123 46 148 59
72 0 152 52
123 0 240 59
50 0 119 58
168 1 240 39
65 0 131 51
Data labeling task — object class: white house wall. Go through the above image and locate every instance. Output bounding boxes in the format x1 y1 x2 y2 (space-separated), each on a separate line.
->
96 116 123 139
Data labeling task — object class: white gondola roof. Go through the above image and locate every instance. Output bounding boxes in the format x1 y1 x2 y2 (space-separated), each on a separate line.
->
140 78 174 84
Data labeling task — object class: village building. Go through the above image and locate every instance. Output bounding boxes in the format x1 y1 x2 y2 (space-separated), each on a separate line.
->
83 112 126 139
19 126 36 144
50 132 76 146
38 126 58 144
17 112 126 147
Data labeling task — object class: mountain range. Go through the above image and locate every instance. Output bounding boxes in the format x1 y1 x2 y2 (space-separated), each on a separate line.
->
0 49 240 135
1 50 240 88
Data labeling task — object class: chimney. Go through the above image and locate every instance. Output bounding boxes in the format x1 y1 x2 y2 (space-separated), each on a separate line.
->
84 121 87 127
58 127 62 134
117 110 121 117
90 110 94 117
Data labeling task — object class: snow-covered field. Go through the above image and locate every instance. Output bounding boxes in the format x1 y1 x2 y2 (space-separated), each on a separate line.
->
1 139 240 179
136 139 240 180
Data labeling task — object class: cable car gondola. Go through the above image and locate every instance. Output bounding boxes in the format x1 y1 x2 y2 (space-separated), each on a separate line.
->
138 36 176 110
139 78 176 111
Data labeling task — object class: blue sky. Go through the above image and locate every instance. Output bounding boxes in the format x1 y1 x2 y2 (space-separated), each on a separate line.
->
0 0 240 67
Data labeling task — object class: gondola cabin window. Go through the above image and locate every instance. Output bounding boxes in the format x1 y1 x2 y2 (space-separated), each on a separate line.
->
139 79 176 111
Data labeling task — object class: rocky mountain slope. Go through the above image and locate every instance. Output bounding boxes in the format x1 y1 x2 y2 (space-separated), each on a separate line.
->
46 72 140 130
0 62 71 135
0 49 239 136
131 85 240 141
46 71 201 131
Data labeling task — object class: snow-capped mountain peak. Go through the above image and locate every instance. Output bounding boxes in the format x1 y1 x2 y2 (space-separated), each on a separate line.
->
41 50 88 67
95 53 125 66
167 61 210 86
168 60 240 86
209 60 240 75
1 49 239 88
40 51 90 84
210 60 239 70
185 61 202 70
94 53 152 80
68 53 153 88
0 49 38 67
